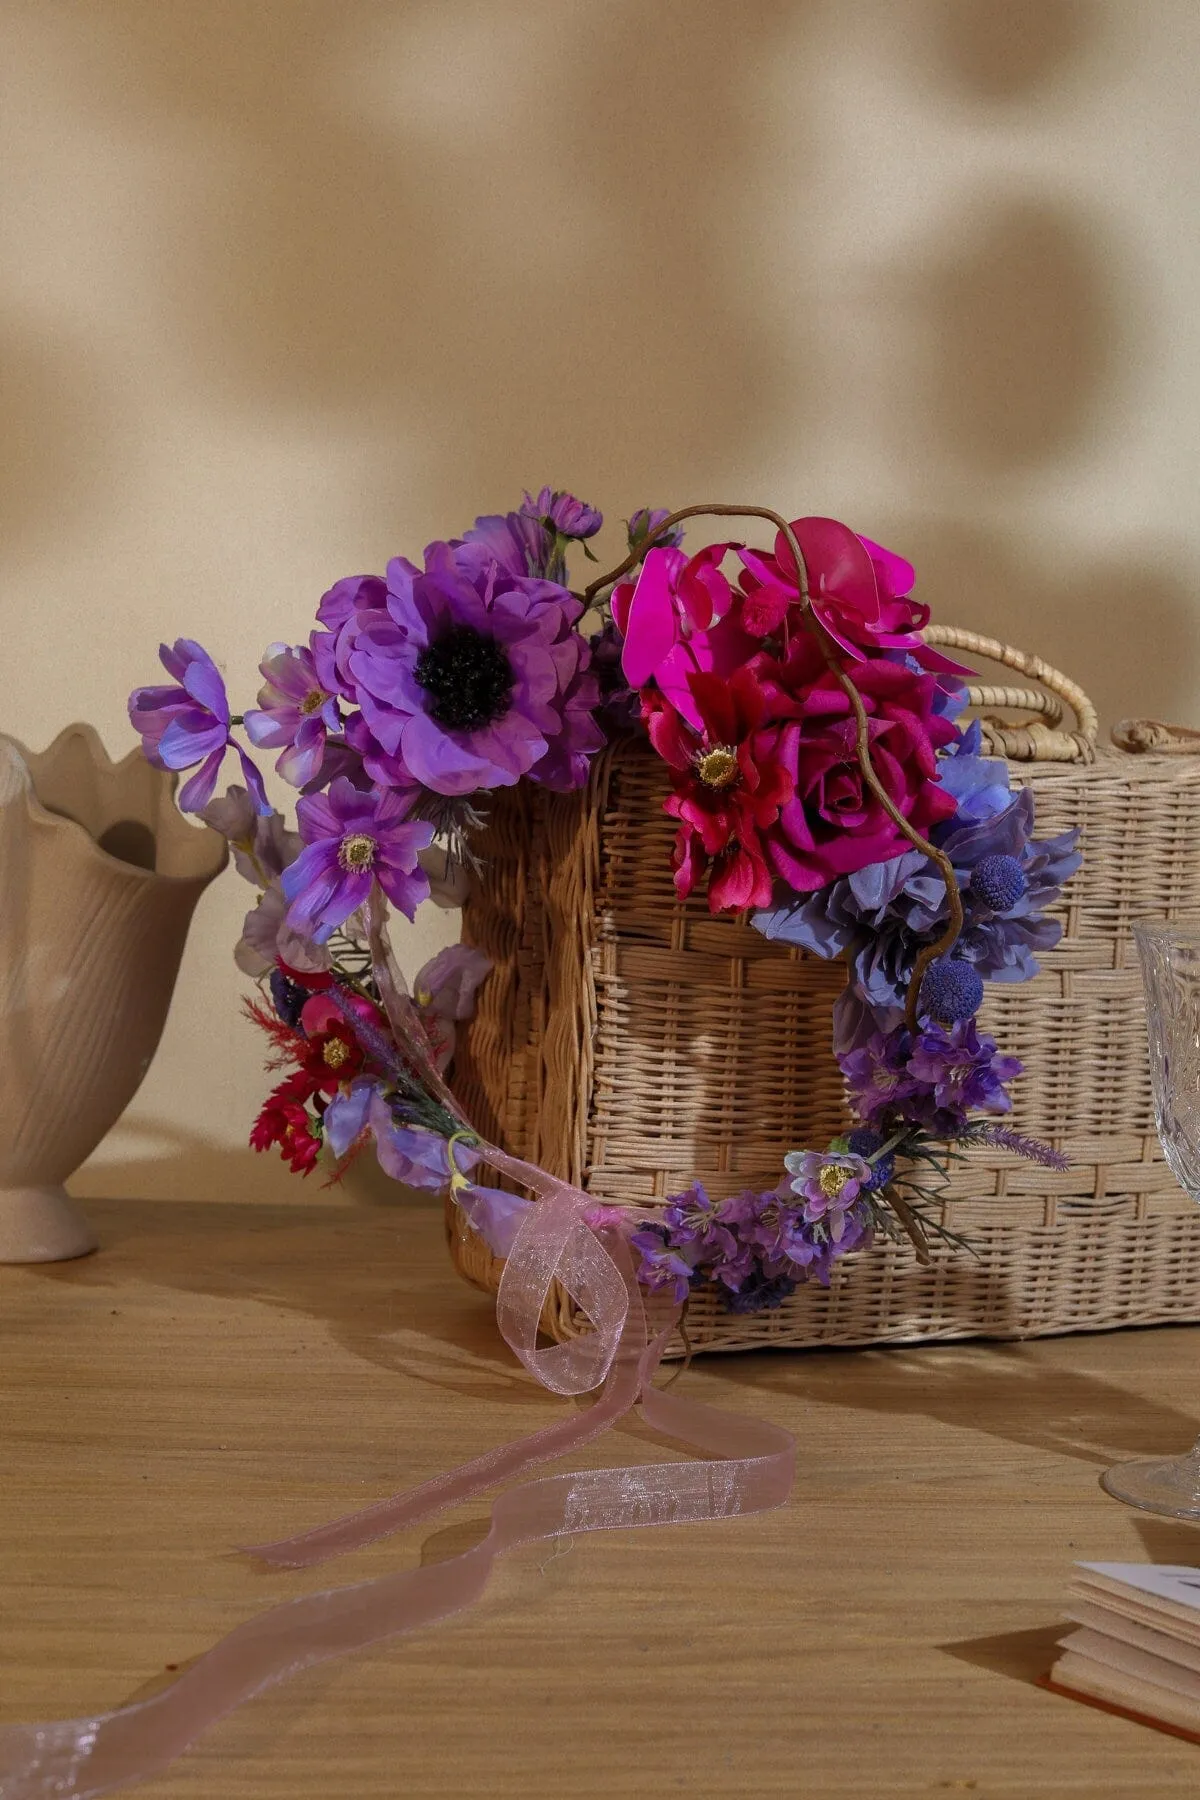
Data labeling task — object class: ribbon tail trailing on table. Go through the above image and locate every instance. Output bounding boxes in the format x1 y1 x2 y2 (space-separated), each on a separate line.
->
0 1149 795 1800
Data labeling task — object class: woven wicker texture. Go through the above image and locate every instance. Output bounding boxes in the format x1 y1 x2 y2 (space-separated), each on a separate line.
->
448 731 1200 1355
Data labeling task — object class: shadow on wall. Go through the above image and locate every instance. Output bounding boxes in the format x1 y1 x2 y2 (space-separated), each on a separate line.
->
0 0 815 551
883 0 1197 728
3 0 1192 721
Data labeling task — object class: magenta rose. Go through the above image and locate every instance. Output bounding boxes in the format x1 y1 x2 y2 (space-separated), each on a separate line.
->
762 645 958 892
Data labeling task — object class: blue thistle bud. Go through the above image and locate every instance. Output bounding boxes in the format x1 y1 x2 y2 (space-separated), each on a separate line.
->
918 956 984 1023
970 852 1027 914
847 1128 896 1192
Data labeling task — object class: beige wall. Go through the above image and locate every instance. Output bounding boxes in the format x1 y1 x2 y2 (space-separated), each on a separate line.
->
4 0 1199 1201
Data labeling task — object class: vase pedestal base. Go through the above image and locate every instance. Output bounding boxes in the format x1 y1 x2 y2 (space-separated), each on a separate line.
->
0 1186 97 1263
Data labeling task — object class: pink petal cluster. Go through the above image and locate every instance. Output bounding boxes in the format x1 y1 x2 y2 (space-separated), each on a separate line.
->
619 521 964 909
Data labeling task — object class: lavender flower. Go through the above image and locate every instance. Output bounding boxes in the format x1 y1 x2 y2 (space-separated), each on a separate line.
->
630 1221 701 1304
282 777 434 941
344 542 603 797
722 1270 797 1314
972 1125 1070 1170
841 1019 1022 1136
128 639 268 814
243 643 341 788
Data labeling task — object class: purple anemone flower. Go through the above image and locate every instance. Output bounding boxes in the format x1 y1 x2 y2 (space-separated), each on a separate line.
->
128 639 268 814
521 486 603 540
243 643 342 788
282 777 434 942
783 1150 872 1232
345 541 602 796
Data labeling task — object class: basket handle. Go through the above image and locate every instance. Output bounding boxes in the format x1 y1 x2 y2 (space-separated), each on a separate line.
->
924 623 1099 764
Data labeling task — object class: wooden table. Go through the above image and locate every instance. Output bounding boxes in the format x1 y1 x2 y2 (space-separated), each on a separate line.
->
4 1195 1200 1798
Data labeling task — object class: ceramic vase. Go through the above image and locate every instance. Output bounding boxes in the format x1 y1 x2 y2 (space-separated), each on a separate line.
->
0 725 227 1261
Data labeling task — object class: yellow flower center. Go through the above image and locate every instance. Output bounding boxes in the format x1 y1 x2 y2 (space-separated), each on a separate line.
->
323 1038 351 1070
300 689 326 715
337 832 377 873
818 1163 850 1198
694 745 739 790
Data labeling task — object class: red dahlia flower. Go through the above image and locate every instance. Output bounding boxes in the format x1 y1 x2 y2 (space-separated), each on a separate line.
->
250 1071 324 1175
648 667 794 914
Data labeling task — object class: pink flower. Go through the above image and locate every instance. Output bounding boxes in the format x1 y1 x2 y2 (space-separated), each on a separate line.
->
614 545 758 732
762 639 959 892
738 517 970 682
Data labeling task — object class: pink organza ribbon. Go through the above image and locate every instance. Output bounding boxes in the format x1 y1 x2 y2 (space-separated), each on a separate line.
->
0 1147 794 1800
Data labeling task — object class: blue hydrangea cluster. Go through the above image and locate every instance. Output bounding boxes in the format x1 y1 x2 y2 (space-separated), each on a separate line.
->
753 719 1081 1054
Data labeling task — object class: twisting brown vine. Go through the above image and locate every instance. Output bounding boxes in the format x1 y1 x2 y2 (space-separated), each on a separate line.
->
584 503 965 1035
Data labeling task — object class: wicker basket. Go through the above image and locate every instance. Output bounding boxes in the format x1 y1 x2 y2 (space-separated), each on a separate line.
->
447 630 1200 1354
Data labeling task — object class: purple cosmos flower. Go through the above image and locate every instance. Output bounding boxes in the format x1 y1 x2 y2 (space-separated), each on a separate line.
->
128 639 268 814
521 487 603 541
282 777 434 942
783 1150 872 1233
589 621 641 733
626 506 685 552
345 540 602 796
316 573 389 633
243 643 341 788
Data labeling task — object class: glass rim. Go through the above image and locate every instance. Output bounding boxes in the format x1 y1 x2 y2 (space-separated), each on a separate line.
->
1133 917 1200 944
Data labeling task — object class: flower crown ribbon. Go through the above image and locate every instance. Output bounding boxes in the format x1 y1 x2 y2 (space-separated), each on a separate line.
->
0 958 794 1800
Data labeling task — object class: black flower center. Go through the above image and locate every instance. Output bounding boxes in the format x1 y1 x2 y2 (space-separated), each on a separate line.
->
414 625 515 733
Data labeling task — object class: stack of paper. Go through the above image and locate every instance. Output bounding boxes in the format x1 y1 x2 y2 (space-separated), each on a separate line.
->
1046 1564 1200 1740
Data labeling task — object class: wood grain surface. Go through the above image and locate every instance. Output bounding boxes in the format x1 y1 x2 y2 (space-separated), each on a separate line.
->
4 1195 1200 1798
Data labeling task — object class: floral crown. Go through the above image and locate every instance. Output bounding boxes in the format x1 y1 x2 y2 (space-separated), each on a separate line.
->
129 491 1079 1318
